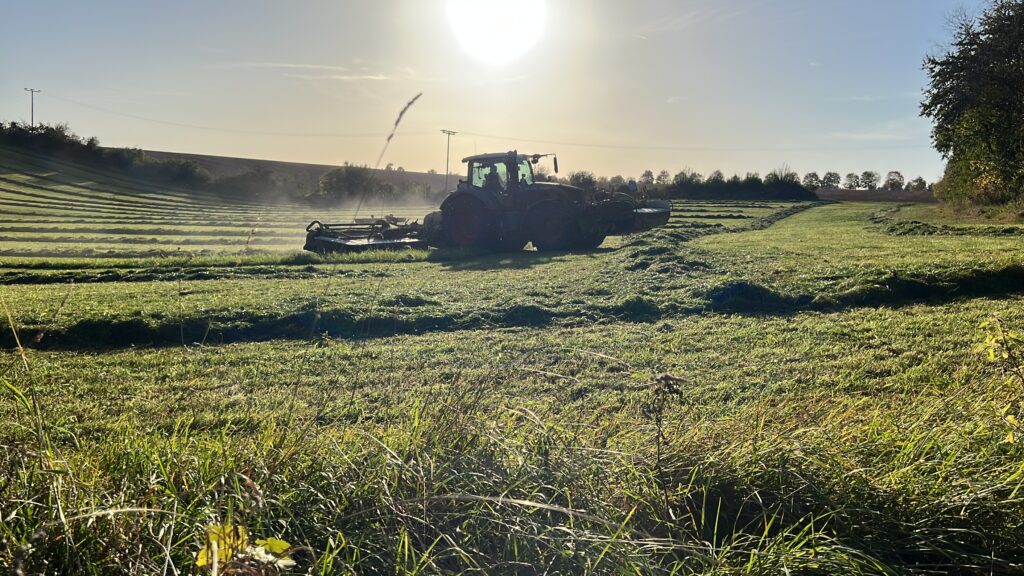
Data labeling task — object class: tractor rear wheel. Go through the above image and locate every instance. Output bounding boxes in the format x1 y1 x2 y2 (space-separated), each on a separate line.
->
528 203 579 252
575 232 607 250
443 195 496 249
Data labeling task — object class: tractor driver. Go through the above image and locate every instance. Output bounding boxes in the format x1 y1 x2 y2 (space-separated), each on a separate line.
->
483 165 503 191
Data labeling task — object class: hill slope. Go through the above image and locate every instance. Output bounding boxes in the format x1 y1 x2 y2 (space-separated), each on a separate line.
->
0 144 432 258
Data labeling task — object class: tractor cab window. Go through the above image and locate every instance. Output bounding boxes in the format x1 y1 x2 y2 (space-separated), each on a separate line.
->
516 158 535 187
470 161 508 191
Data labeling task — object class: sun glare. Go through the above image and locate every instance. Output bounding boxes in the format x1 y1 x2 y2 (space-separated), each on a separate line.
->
446 0 547 66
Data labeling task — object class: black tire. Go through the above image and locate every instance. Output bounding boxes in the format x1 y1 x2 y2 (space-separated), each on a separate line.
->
528 203 579 252
442 195 496 249
575 232 607 250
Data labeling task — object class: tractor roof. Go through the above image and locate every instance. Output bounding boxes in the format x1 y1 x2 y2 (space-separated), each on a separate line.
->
461 152 526 164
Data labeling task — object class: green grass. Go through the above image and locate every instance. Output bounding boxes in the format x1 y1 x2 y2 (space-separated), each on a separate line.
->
3 150 1024 574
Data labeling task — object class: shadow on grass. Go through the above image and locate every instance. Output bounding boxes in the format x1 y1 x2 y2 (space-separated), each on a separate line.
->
703 264 1024 314
8 264 1024 351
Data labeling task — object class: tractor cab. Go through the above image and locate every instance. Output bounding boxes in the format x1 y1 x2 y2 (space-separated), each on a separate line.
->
462 151 554 195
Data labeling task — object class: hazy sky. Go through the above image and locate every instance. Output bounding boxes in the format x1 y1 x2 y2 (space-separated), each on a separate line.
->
2 0 985 181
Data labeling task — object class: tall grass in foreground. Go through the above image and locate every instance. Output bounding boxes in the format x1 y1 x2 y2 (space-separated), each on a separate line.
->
3 333 1024 574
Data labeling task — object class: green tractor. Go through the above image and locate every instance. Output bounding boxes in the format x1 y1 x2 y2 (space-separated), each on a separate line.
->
303 151 670 255
423 151 671 251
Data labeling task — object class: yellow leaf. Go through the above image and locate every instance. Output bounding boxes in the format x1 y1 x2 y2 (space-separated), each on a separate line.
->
256 537 292 555
196 524 249 567
1007 415 1020 427
1005 431 1016 444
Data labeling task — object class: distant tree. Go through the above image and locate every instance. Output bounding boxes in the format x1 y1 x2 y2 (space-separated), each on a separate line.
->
672 169 703 187
764 165 799 186
427 169 437 175
860 171 880 190
212 164 279 199
844 173 861 189
568 170 597 191
640 170 655 185
883 171 905 192
802 171 822 191
821 172 841 189
727 174 742 185
743 172 763 185
385 163 394 171
655 170 671 186
319 165 386 204
908 176 928 193
534 165 551 181
608 175 627 190
396 166 406 172
706 170 726 185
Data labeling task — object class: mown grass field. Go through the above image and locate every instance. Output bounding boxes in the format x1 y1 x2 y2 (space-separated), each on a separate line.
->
3 147 1024 574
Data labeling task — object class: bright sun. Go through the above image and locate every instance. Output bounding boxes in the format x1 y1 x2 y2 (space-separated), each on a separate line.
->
446 0 547 66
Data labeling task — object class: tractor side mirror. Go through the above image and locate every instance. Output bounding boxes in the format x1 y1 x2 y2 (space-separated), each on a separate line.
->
553 157 559 174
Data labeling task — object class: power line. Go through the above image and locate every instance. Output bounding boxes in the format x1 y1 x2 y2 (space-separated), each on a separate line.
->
24 88 41 127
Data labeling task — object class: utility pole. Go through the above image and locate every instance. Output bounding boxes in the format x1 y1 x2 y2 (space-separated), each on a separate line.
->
440 129 457 191
24 88 41 127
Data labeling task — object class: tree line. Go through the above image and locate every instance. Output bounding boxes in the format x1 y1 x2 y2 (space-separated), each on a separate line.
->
559 167 930 199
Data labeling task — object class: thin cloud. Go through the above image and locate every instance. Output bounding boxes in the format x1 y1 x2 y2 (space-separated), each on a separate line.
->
666 96 687 104
284 73 391 81
209 62 351 72
828 118 925 142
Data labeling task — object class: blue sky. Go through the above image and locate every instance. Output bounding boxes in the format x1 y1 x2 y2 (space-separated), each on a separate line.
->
1 0 986 181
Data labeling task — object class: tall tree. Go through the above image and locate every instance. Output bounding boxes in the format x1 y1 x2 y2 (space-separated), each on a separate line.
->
640 170 655 185
656 170 671 185
922 0 1024 204
908 176 928 192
